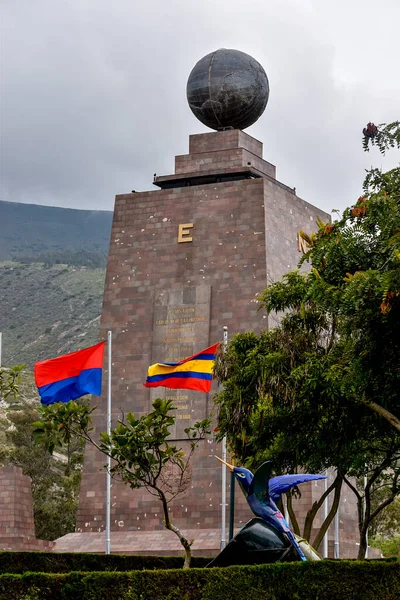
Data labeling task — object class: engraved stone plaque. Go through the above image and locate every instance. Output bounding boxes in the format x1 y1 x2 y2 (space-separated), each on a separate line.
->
150 285 211 439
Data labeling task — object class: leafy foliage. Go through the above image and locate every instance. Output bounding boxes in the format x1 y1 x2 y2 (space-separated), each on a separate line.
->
370 534 400 558
369 494 400 557
100 399 211 503
214 122 400 559
362 121 400 154
369 495 400 539
296 126 400 431
0 365 23 402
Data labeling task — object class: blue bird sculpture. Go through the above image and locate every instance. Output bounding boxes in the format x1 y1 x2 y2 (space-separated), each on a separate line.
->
216 457 326 561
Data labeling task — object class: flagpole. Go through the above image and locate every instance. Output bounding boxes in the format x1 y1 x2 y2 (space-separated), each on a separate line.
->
105 330 112 555
228 455 235 541
364 472 369 558
220 326 228 550
323 470 328 558
334 492 340 559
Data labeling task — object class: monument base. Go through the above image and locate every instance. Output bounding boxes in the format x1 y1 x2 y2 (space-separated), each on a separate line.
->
52 528 380 559
53 528 224 557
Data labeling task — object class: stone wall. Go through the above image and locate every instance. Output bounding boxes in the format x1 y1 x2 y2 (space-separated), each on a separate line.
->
0 465 53 551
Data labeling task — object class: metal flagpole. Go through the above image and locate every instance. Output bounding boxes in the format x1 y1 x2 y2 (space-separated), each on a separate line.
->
334 502 340 559
364 473 369 558
220 326 228 550
105 330 112 555
323 470 329 558
228 456 235 541
221 436 227 550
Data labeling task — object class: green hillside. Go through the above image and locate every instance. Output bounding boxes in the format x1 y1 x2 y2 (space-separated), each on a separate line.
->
0 201 113 367
0 201 112 260
0 262 105 367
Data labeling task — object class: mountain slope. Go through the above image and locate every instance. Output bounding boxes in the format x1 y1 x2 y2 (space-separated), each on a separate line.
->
0 262 105 367
0 201 113 260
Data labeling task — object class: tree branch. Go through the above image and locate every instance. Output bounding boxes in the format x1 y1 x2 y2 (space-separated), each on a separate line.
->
303 474 341 541
312 475 343 551
360 399 400 433
286 492 300 536
368 493 397 525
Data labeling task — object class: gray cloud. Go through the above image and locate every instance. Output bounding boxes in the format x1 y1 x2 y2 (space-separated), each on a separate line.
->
1 0 399 214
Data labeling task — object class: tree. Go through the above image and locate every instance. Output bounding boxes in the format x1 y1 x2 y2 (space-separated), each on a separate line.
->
369 493 400 557
214 322 400 558
369 493 400 539
0 365 23 464
214 121 400 559
298 120 400 432
34 398 211 568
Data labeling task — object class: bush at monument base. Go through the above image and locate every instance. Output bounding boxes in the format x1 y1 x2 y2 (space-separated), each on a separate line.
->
0 552 210 574
0 560 399 600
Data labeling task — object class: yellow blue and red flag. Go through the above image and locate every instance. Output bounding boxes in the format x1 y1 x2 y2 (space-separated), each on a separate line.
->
34 341 105 405
143 343 220 393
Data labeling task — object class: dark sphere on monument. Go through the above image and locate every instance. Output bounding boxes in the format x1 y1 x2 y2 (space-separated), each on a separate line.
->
186 48 269 131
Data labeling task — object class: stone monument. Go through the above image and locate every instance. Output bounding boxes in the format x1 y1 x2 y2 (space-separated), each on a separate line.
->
54 49 360 558
0 466 54 551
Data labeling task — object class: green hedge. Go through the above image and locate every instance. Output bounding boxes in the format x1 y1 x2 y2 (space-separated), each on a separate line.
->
0 552 210 574
0 560 399 600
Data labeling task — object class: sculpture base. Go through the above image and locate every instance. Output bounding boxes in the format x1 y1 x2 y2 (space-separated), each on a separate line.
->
207 519 299 568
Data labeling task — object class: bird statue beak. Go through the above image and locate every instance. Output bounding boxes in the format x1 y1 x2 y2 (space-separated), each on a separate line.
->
215 456 234 471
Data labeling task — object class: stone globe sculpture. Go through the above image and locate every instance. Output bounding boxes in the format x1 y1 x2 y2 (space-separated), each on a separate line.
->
186 48 269 131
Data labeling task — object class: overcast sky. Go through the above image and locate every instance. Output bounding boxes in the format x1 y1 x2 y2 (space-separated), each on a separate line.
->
1 0 399 215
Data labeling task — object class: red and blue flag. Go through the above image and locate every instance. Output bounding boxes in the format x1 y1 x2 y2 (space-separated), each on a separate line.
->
34 341 105 405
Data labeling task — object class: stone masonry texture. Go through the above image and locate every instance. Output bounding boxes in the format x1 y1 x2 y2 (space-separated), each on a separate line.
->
63 129 364 558
0 466 53 551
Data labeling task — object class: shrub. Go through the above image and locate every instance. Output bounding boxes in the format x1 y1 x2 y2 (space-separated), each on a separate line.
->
0 559 398 600
370 534 400 557
0 552 210 574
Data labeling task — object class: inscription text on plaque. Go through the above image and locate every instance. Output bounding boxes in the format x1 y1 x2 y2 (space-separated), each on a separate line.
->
150 286 211 439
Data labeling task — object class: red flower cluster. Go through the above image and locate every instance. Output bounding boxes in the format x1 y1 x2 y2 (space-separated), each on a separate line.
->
363 122 378 138
352 204 367 218
380 299 391 314
380 291 399 314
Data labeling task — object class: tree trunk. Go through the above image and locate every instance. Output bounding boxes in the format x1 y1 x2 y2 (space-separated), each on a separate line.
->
358 491 398 559
312 475 343 551
358 526 368 560
344 469 398 560
159 489 193 568
303 474 341 541
343 476 365 559
165 520 193 568
286 492 300 536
